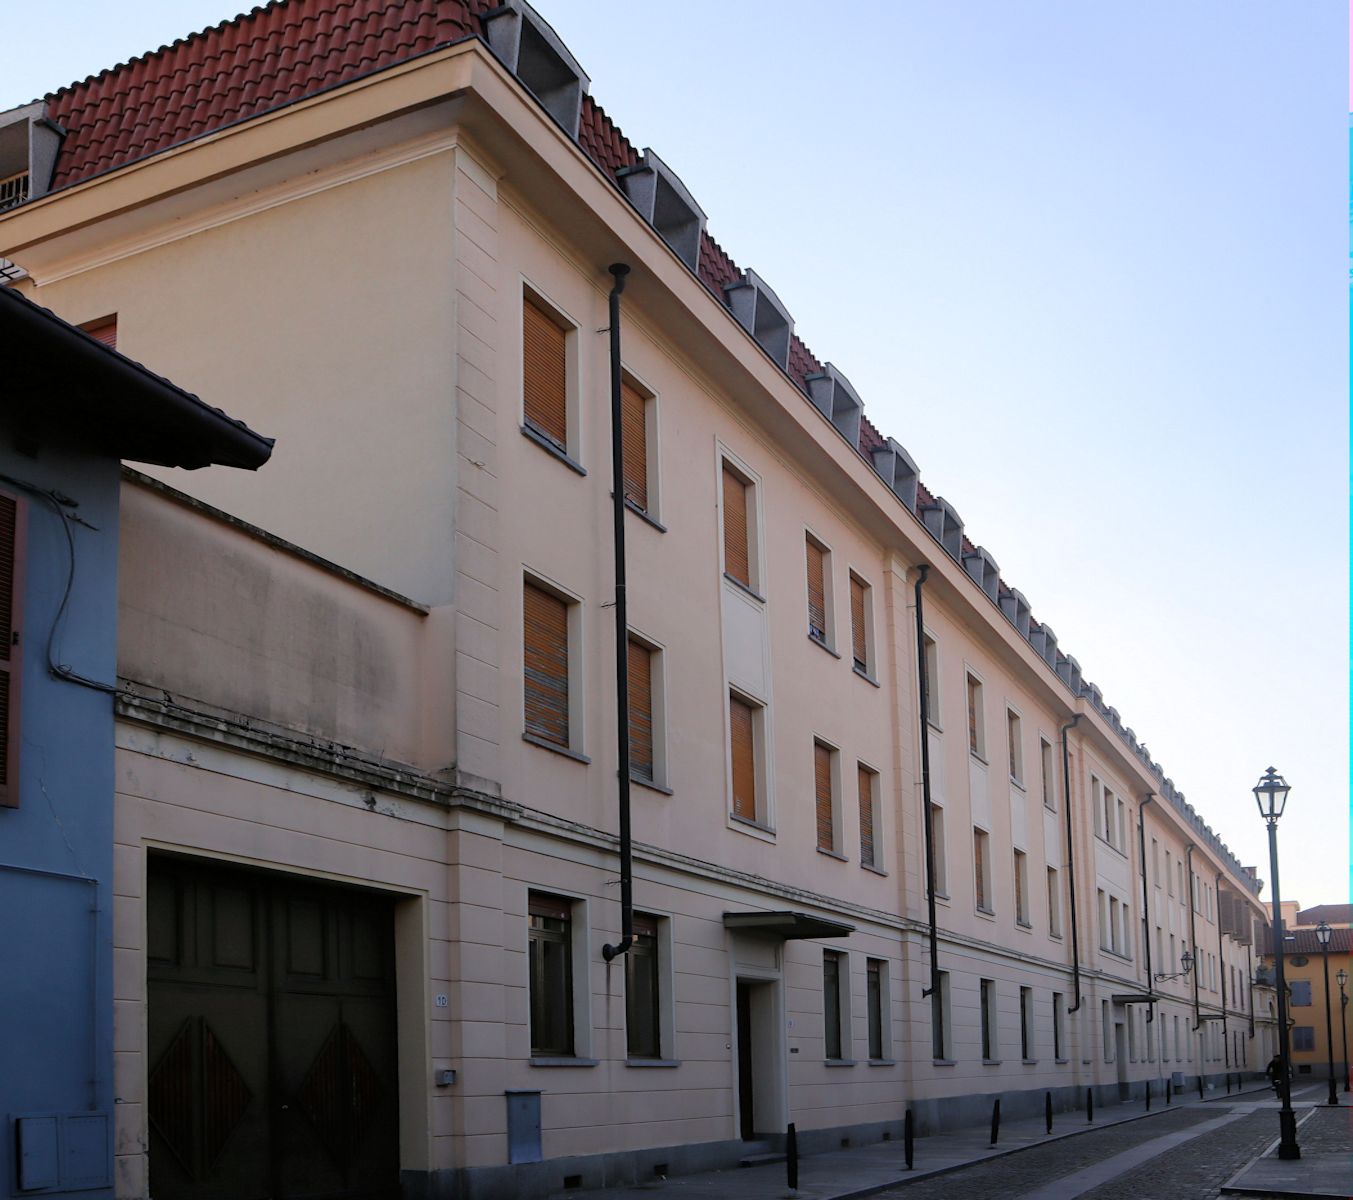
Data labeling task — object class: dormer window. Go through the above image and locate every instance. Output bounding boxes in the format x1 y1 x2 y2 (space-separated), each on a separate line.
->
805 363 863 448
920 495 964 559
962 545 1000 602
998 587 1032 638
482 1 590 137
617 149 706 272
0 102 62 210
723 269 793 370
1028 622 1058 668
871 437 920 513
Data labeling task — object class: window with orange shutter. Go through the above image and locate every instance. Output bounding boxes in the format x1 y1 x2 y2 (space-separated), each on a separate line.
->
523 580 570 748
805 537 827 643
722 464 750 588
81 316 117 348
523 296 568 451
858 765 877 867
814 741 835 853
0 489 23 809
627 638 654 782
850 575 868 672
729 693 757 821
621 379 648 512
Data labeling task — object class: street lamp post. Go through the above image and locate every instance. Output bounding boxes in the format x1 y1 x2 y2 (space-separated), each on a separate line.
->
1338 968 1349 1094
1254 767 1300 1159
1314 922 1338 1105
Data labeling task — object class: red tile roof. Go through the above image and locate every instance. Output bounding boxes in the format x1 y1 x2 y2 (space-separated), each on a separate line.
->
46 1 496 190
1266 928 1353 956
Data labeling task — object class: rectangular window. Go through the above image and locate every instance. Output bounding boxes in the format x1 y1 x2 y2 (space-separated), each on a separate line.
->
620 376 650 513
1013 849 1029 926
1040 738 1055 809
974 828 991 912
523 294 569 452
1166 850 1174 896
1293 1026 1315 1052
966 673 985 758
0 489 24 809
814 740 837 854
823 951 845 1060
858 764 878 868
980 978 997 1060
1053 992 1065 1060
625 913 661 1059
1047 867 1062 937
1173 1015 1181 1062
729 692 759 822
866 958 887 1060
627 637 655 783
80 315 117 347
722 463 752 588
1116 797 1126 851
1091 776 1103 838
1102 999 1113 1062
528 893 574 1057
1098 889 1109 950
805 535 829 645
930 804 948 896
1007 709 1023 784
1109 896 1121 954
849 574 871 675
923 634 940 725
931 970 951 1060
523 580 571 750
1020 987 1033 1060
1290 980 1312 1007
1104 786 1115 847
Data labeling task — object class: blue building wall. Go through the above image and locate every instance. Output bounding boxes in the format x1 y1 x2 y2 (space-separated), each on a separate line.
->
0 435 120 1199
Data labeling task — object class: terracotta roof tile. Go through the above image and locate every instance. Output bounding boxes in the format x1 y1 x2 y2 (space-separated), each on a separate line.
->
46 0 494 190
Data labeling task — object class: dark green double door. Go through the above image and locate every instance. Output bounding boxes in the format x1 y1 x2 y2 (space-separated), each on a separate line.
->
147 856 400 1200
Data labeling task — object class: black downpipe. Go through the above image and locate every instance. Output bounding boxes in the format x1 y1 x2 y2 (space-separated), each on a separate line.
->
1139 794 1155 1021
1215 872 1229 1067
1061 715 1084 1012
913 566 941 1004
1186 845 1201 1032
601 263 634 964
1247 942 1255 1038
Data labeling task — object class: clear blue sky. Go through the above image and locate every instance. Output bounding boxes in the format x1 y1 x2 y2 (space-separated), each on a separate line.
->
4 1 1348 904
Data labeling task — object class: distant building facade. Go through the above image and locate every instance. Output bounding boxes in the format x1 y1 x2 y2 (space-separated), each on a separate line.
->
0 3 1277 1198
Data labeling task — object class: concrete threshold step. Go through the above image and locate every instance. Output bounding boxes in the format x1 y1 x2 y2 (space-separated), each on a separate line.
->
738 1152 786 1168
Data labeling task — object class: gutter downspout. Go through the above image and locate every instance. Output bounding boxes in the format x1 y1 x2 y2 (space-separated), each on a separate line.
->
1186 845 1202 1033
1061 714 1084 1012
601 263 634 964
1216 871 1229 1068
1138 794 1155 1023
1247 941 1255 1038
913 566 941 1009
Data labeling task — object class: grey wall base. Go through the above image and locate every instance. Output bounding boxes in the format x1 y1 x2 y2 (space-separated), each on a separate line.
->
400 1072 1272 1199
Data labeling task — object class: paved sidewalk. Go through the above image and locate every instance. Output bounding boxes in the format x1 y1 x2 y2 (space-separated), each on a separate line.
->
552 1081 1278 1200
1222 1097 1353 1199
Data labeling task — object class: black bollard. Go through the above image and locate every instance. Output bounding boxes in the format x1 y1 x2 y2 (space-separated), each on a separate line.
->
1226 1072 1232 1095
1087 1088 1094 1123
990 1098 1001 1146
1166 1078 1172 1105
1045 1091 1053 1135
1145 1079 1151 1111
786 1122 798 1191
904 1109 914 1170
1198 1073 1204 1101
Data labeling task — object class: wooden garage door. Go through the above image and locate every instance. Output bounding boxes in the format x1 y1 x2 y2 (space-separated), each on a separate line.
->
146 857 400 1200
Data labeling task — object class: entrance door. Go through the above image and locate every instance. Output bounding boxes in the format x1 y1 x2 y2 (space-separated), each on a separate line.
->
146 856 400 1200
1114 1022 1129 1100
736 982 755 1140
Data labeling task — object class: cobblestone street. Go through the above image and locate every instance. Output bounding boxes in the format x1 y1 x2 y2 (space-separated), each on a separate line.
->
869 1089 1344 1200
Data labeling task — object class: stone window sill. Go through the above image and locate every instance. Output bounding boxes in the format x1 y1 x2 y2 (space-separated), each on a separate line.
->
521 423 586 475
522 733 591 764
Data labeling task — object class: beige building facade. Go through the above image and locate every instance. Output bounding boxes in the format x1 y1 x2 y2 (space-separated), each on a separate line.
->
0 4 1276 1197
